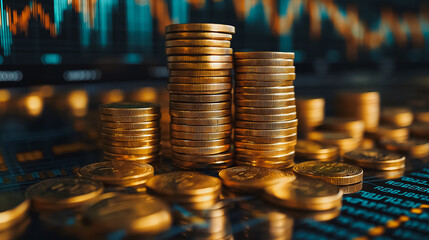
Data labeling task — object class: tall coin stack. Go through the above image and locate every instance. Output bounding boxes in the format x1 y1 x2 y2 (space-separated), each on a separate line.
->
165 23 235 170
99 102 161 163
234 52 297 169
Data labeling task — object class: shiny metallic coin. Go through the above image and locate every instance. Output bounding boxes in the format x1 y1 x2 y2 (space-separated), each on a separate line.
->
165 32 233 40
100 102 160 115
293 161 363 185
170 123 232 132
168 62 233 70
235 66 295 74
235 133 297 144
170 138 230 147
235 80 294 87
235 151 295 162
234 92 295 100
234 86 294 94
170 93 231 103
169 76 231 84
169 69 231 77
168 83 231 93
235 58 294 66
167 55 233 63
103 151 160 163
104 145 160 155
172 151 233 163
165 23 235 34
101 121 159 129
235 127 297 137
170 101 230 111
101 127 159 136
235 119 298 130
235 141 296 150
171 116 232 125
235 112 297 122
100 114 160 123
100 132 160 141
235 159 295 169
235 73 296 81
173 159 232 170
235 99 295 108
343 148 405 170
235 147 295 157
166 39 231 48
166 47 233 55
170 109 231 118
171 144 230 155
235 106 296 115
102 139 160 147
171 130 231 141
234 52 294 59
295 140 338 156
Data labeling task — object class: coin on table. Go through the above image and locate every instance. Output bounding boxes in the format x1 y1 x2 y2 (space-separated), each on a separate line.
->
166 39 231 48
235 66 295 74
165 23 235 34
343 148 406 170
170 109 231 118
235 58 294 66
168 62 233 70
293 161 363 185
166 47 233 55
169 76 231 84
78 161 154 187
26 178 103 210
263 177 342 211
219 166 295 192
166 32 233 40
169 70 231 77
235 73 296 81
171 116 232 125
83 193 172 235
235 120 298 130
99 102 160 115
171 130 231 141
234 52 294 59
169 101 230 111
0 192 30 231
235 113 297 122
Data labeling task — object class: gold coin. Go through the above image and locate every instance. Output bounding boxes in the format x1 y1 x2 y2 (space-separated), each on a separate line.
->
165 32 232 40
235 80 294 87
343 148 405 170
169 69 231 77
381 107 413 127
101 121 159 129
234 51 294 59
170 130 231 141
235 151 295 162
26 178 103 210
234 92 294 100
171 116 232 125
100 102 160 115
101 127 159 135
235 66 295 74
170 138 230 147
296 97 325 108
235 133 297 144
78 161 154 187
307 131 356 145
235 73 296 81
170 123 232 132
166 47 233 55
167 55 233 63
295 140 338 155
172 151 233 163
101 132 160 141
173 158 232 170
100 114 160 123
103 151 159 163
170 109 231 118
102 139 160 147
168 62 233 70
235 112 297 122
235 159 294 169
146 171 222 196
235 106 296 115
168 83 231 93
234 86 294 94
165 23 235 34
235 141 296 150
235 127 297 137
0 192 30 231
170 93 231 103
366 124 409 140
219 166 295 192
170 101 230 111
293 161 363 185
235 58 294 66
379 138 429 158
166 39 231 48
169 76 231 84
235 120 298 130
263 177 342 211
83 193 172 234
171 144 230 155
235 99 295 108
235 147 295 157
104 145 160 155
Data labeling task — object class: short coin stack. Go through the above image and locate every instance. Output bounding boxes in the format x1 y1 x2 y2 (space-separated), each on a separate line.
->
296 97 325 137
234 51 297 169
99 102 161 163
165 23 235 170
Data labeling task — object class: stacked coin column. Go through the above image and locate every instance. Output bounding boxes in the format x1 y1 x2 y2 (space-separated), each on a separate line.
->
234 52 297 169
99 102 161 163
165 23 235 170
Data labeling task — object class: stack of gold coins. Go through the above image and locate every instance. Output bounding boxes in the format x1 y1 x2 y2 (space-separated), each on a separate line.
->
322 117 365 140
381 107 413 127
26 178 103 211
0 192 30 233
380 138 429 158
336 91 380 130
344 148 406 170
307 131 359 155
83 193 172 238
366 124 409 141
99 102 161 163
165 23 235 170
234 51 297 169
146 171 222 210
263 177 343 211
295 140 338 161
78 161 154 187
296 97 325 136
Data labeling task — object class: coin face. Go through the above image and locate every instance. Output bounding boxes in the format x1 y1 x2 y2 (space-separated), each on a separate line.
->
78 161 154 186
219 166 295 191
293 161 363 185
146 171 221 196
26 178 103 207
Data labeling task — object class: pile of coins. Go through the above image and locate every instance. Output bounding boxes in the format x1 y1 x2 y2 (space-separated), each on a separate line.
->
234 51 297 169
344 148 406 170
295 140 338 161
381 107 413 127
296 97 325 136
99 102 161 163
165 23 235 170
336 91 380 130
